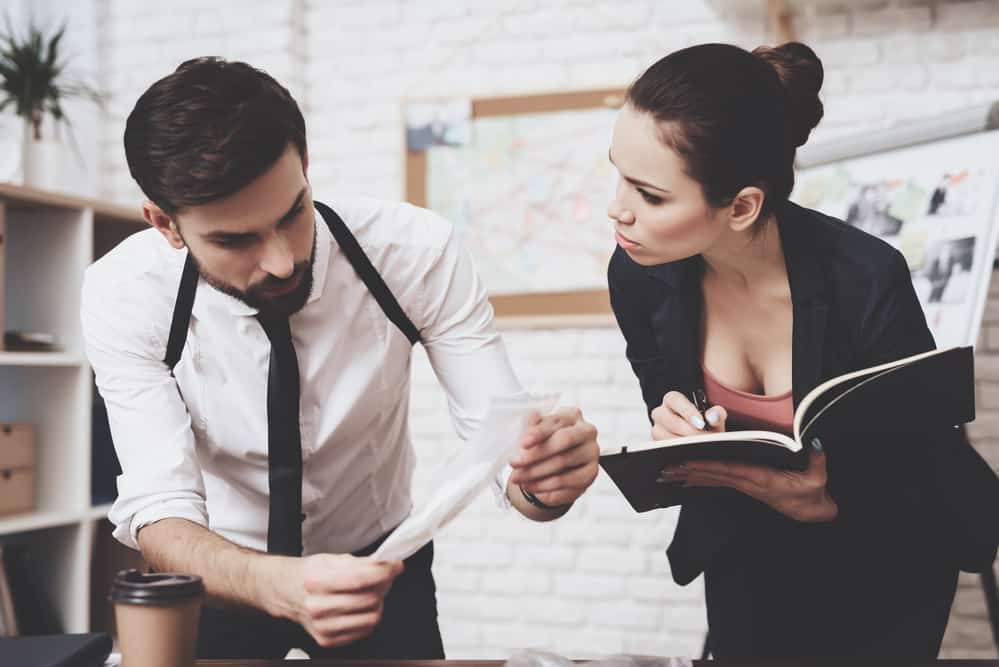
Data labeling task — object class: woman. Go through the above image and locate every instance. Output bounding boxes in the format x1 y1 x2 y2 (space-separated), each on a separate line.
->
606 42 999 657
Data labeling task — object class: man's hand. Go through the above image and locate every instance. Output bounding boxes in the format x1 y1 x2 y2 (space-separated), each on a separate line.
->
136 519 405 648
269 554 404 648
508 407 599 512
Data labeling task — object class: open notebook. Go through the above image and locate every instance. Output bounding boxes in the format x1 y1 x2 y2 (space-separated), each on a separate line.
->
600 346 976 512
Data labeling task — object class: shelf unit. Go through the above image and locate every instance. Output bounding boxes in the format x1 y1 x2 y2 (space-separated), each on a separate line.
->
0 181 145 634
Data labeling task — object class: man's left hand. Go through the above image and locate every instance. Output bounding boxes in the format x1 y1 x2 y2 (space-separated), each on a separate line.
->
508 407 600 509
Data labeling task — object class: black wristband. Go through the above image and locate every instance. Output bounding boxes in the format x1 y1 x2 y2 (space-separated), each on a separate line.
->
519 485 572 512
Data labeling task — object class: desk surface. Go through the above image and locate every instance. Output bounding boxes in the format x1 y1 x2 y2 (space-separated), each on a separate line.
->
196 663 502 666
193 660 999 666
196 663 506 666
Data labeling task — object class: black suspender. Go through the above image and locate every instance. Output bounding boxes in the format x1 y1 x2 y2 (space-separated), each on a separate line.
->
163 199 422 370
312 200 422 346
164 254 199 371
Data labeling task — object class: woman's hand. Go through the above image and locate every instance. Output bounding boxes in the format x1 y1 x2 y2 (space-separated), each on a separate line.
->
662 438 839 523
651 390 728 440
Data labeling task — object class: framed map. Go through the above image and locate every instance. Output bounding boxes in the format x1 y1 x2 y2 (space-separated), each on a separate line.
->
405 89 625 320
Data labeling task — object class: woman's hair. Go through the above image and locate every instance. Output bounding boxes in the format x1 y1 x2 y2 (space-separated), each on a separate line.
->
124 57 307 217
626 42 824 221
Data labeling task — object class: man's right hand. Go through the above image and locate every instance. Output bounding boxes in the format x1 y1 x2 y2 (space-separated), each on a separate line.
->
134 519 405 649
272 554 404 648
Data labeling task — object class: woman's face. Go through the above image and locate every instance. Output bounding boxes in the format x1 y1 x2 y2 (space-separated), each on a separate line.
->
607 104 727 266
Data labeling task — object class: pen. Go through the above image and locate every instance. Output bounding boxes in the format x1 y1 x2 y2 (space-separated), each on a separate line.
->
656 389 711 485
691 388 711 429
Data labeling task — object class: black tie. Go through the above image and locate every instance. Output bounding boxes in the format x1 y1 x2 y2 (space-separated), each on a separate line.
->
256 313 304 556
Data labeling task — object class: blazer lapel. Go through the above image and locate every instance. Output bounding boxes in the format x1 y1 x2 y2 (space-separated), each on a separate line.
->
779 202 832 409
648 255 704 394
792 301 828 410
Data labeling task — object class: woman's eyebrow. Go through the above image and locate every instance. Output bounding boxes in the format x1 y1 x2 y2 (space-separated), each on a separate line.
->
608 149 671 194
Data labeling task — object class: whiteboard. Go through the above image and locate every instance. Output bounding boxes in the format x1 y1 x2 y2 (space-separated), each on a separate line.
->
793 129 999 349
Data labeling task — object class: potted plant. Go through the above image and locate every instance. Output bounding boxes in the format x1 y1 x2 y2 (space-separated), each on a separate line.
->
0 18 102 191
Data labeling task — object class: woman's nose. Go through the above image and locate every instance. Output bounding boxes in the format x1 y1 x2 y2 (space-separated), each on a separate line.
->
608 198 635 225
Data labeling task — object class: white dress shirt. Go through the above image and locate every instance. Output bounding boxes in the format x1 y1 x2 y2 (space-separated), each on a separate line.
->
82 196 524 554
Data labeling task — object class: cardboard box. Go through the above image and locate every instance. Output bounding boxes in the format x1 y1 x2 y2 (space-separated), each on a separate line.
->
0 424 35 515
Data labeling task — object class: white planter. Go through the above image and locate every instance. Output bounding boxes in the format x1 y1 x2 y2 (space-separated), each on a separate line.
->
21 122 66 193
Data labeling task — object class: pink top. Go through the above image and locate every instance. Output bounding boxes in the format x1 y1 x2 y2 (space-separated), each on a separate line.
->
702 365 794 435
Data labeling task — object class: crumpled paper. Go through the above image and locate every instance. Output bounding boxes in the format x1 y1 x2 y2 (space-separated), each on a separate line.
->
372 393 557 562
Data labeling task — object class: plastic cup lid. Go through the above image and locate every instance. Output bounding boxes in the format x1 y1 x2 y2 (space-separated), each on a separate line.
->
108 569 204 605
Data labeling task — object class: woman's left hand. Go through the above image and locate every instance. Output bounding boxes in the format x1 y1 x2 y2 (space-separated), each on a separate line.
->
661 438 838 523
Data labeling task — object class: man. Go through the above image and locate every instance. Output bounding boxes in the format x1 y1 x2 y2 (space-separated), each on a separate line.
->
82 58 600 660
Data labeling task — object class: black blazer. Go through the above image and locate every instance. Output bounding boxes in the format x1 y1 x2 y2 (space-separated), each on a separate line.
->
608 201 999 655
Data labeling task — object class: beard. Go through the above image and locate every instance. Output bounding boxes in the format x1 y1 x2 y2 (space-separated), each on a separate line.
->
189 226 317 318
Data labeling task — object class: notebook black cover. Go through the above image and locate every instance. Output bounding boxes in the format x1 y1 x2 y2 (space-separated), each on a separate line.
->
0 633 112 667
600 346 976 513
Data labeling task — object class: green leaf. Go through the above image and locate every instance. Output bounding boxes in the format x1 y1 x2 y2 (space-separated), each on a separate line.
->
45 25 65 71
0 15 102 137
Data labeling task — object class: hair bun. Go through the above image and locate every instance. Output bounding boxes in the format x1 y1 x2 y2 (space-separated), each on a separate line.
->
753 42 824 148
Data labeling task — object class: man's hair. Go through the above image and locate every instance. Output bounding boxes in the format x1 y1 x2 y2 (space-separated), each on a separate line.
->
124 57 307 216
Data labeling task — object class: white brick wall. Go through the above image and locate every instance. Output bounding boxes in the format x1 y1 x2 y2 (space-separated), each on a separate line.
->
407 325 699 658
94 0 999 658
0 0 101 193
97 0 307 204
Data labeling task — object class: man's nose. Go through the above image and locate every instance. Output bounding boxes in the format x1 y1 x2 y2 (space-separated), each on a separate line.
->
259 234 295 278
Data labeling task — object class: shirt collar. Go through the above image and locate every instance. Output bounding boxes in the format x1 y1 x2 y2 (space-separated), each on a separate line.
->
307 205 332 307
196 207 332 318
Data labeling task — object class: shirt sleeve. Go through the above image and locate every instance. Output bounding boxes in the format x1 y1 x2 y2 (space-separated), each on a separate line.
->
81 268 209 550
415 226 528 508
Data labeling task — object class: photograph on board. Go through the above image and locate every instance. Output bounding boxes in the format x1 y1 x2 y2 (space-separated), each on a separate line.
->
844 181 906 236
913 236 976 305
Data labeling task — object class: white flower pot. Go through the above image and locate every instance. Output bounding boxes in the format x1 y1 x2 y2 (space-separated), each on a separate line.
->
21 122 66 193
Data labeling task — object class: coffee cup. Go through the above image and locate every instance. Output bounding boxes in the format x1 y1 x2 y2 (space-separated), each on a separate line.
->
109 569 204 667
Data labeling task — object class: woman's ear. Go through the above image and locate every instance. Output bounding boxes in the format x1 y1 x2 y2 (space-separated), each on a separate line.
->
727 186 766 233
143 201 186 250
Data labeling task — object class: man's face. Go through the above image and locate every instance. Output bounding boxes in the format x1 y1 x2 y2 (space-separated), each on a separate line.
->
172 145 317 317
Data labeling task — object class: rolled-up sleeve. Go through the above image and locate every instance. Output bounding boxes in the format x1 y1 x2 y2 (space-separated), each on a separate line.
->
81 268 208 550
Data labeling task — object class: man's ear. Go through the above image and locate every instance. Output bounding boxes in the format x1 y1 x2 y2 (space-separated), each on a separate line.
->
726 186 766 233
143 201 185 250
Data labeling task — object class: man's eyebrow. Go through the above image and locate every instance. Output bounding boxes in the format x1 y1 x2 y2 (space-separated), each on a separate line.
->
204 229 255 242
277 187 308 222
203 187 308 241
608 149 671 194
